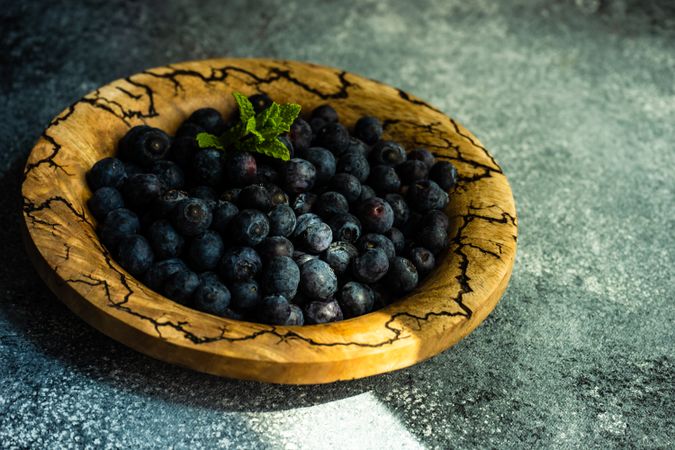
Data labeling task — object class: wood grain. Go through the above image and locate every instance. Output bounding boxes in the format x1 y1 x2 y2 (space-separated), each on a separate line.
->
21 58 518 384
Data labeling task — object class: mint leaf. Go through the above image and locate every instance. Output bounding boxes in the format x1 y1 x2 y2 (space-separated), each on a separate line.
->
252 137 291 161
277 103 301 131
196 132 225 150
232 92 255 123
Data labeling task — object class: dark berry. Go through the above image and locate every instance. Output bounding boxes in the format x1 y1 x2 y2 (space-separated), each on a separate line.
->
356 197 394 233
354 116 383 145
260 256 300 299
289 118 312 152
220 188 241 204
337 152 370 182
187 230 224 271
143 258 187 291
344 137 371 157
256 164 280 184
163 269 199 305
99 208 140 250
169 135 198 167
352 248 389 283
358 233 396 263
259 295 292 325
368 165 401 194
370 141 406 167
152 189 189 217
396 160 429 184
219 247 262 282
189 186 218 207
409 247 436 276
147 220 184 259
326 214 362 243
278 135 294 159
358 184 376 202
268 204 297 237
315 122 350 155
329 173 361 203
292 213 322 238
149 160 185 190
301 147 336 185
238 185 273 212
114 234 154 277
225 151 257 187
257 236 295 260
185 108 225 134
304 299 343 324
429 161 458 191
211 201 239 234
123 161 143 177
298 220 333 254
121 173 164 209
283 158 317 194
408 147 435 168
249 93 272 113
88 187 124 220
386 227 405 254
338 282 375 318
117 125 150 160
170 198 213 236
311 104 338 123
191 148 224 187
419 226 448 254
121 127 171 167
399 211 423 236
385 257 418 293
309 117 327 134
193 277 231 316
287 304 304 325
407 180 449 211
384 193 410 227
230 280 261 310
264 183 289 206
314 191 349 218
87 157 127 190
422 210 449 231
230 209 270 246
291 192 317 215
300 259 338 300
175 122 203 139
293 251 319 267
322 241 358 275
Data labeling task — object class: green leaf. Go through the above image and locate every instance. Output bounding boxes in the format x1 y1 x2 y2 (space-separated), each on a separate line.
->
250 137 291 161
278 103 301 130
232 92 255 123
196 132 225 150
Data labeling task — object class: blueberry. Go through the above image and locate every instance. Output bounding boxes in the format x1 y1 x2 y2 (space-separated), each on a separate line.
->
304 299 343 324
186 230 224 271
175 122 203 139
185 108 225 134
356 197 394 233
328 173 361 203
344 137 371 157
259 295 292 325
211 200 239 234
230 280 261 310
169 135 198 167
358 233 396 262
322 241 358 275
189 187 218 208
257 236 294 260
222 308 245 320
230 209 270 246
283 158 317 194
193 276 231 316
384 193 410 227
147 220 184 259
368 165 401 194
409 247 436 276
315 122 350 156
219 246 262 282
268 204 297 237
292 213 322 238
352 248 389 283
385 257 418 293
354 116 383 145
370 141 406 167
358 184 376 203
287 304 305 325
422 210 449 231
386 227 405 254
249 93 273 113
163 269 200 305
314 191 349 218
301 147 336 185
87 157 127 190
88 187 124 220
396 160 429 184
99 208 140 250
238 185 273 212
225 151 257 186
293 251 319 267
120 127 171 167
299 221 333 254
261 256 300 299
143 258 187 291
429 161 458 191
290 192 317 215
311 104 338 123
419 225 448 254
337 152 370 182
117 125 150 159
123 161 143 177
191 148 224 187
408 147 435 168
149 160 185 190
114 234 154 277
406 180 449 211
300 259 338 300
256 164 280 184
289 118 312 152
171 198 213 236
220 188 241 204
120 173 164 209
326 213 362 243
278 135 295 159
338 282 375 318
400 211 423 237
151 189 188 218
263 183 289 206
309 117 327 134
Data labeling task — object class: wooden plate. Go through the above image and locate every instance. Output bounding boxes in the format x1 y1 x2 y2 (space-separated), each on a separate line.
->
21 58 517 384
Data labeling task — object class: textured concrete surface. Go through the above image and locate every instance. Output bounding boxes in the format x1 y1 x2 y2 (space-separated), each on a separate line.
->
1 0 673 448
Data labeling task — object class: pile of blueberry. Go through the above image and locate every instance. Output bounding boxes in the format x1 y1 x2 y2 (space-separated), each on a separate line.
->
86 94 458 325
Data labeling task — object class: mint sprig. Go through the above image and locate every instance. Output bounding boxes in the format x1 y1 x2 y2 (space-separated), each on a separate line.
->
195 92 301 161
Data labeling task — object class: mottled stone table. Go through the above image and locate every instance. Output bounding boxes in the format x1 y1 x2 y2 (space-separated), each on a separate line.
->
1 0 673 448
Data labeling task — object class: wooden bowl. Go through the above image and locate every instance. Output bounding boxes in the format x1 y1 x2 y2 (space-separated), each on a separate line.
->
21 58 517 384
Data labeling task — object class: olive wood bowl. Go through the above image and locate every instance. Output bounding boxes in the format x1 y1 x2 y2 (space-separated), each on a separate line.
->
21 58 517 384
